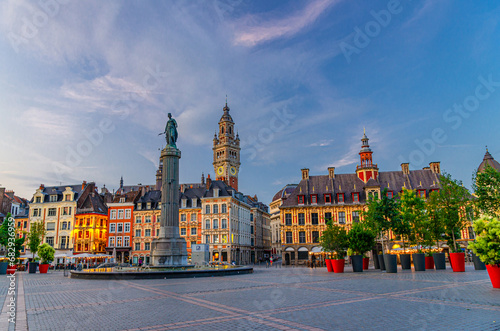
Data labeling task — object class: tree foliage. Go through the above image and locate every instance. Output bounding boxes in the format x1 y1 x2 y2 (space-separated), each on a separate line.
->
472 164 500 217
347 223 376 256
399 188 430 251
27 221 46 259
362 188 401 253
467 217 500 265
319 221 349 259
426 173 472 252
0 213 25 263
38 243 55 264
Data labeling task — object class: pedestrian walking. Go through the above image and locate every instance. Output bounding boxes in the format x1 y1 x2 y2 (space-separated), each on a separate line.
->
311 254 316 269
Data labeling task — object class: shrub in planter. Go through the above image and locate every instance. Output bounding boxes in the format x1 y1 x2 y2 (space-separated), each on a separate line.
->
468 217 500 288
320 221 348 273
38 243 55 274
347 224 375 273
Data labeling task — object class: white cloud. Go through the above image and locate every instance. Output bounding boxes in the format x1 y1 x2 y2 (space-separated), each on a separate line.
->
233 0 340 46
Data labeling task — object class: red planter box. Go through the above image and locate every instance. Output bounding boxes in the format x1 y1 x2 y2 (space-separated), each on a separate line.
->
39 264 50 274
325 259 333 272
449 253 465 272
486 264 500 289
6 265 17 275
331 259 345 273
425 256 434 270
363 257 369 270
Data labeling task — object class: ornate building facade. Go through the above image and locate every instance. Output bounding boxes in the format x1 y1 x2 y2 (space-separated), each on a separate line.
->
73 183 108 254
29 182 88 256
278 131 443 265
106 189 142 263
131 190 161 265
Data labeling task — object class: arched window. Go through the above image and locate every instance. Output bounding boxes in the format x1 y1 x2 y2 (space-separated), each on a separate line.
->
205 205 210 214
213 219 219 229
205 219 210 229
221 204 227 213
213 204 219 214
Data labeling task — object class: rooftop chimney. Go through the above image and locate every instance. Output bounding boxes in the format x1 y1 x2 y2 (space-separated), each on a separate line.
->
401 163 410 175
39 184 45 190
82 181 87 190
429 162 441 174
206 174 212 190
328 167 335 179
301 168 310 180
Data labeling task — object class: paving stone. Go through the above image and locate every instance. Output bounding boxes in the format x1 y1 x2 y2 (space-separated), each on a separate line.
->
2 266 498 331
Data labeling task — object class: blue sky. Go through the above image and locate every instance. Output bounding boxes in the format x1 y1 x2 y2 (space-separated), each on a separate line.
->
1 0 500 204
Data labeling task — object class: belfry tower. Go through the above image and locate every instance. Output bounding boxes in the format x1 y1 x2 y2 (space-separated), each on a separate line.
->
213 101 241 191
356 129 379 183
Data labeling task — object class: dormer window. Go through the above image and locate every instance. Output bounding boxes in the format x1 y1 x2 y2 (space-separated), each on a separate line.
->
430 188 439 195
120 197 125 203
50 195 57 202
65 194 71 201
418 190 426 198
181 199 187 208
214 187 220 197
147 202 151 209
324 194 332 204
35 196 41 203
298 195 305 205
137 204 142 210
337 193 344 203
192 198 198 207
386 191 393 199
310 194 318 204
352 193 359 203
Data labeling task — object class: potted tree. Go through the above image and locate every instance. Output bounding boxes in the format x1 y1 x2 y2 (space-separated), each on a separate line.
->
348 223 375 272
427 173 472 272
471 164 500 271
320 223 334 272
320 221 348 273
0 213 25 274
427 197 446 270
394 189 416 270
26 221 46 273
468 217 500 288
363 189 400 273
400 189 429 271
38 243 55 274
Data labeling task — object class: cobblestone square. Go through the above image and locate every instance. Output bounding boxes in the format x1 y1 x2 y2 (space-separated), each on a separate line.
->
1 265 499 331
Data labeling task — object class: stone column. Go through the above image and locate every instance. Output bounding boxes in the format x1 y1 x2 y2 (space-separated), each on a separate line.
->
151 146 188 266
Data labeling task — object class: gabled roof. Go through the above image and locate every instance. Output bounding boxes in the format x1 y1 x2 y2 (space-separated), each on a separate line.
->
281 168 441 208
112 190 142 203
33 184 86 203
77 189 108 215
